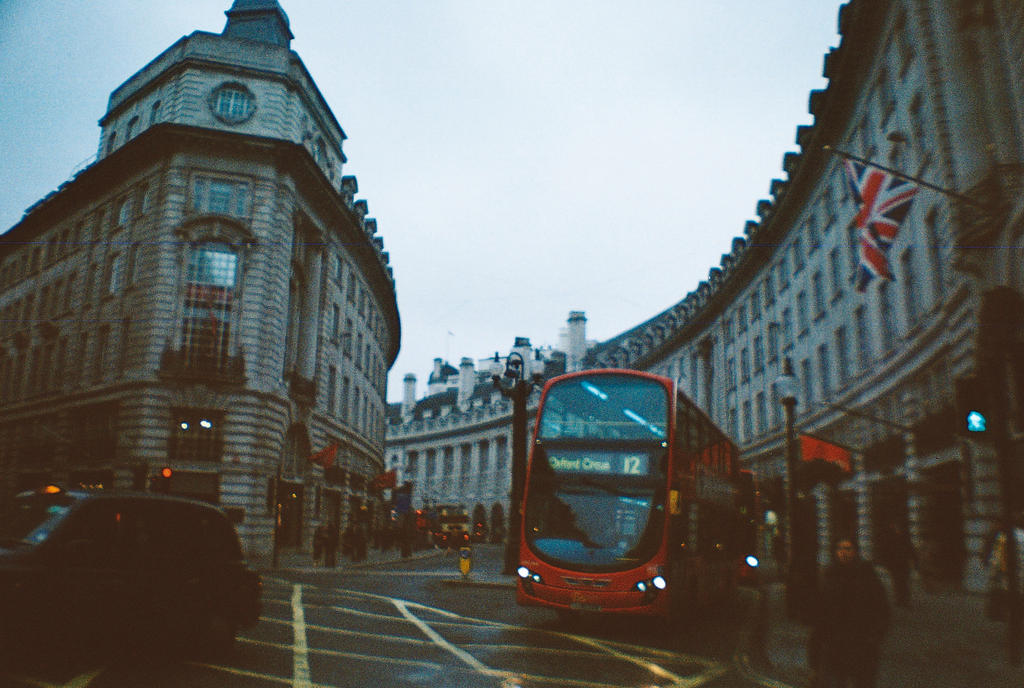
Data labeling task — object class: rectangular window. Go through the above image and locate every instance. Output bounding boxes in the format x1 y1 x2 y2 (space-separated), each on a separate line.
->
817 344 832 398
855 305 871 367
782 308 793 347
107 253 125 295
169 409 225 463
835 326 850 385
753 335 765 372
801 359 814 405
879 282 896 349
792 237 805 271
343 318 354 357
742 400 753 441
327 365 337 415
812 271 825 317
797 291 809 333
829 248 843 298
901 249 919 325
193 177 249 217
755 392 767 436
182 245 237 368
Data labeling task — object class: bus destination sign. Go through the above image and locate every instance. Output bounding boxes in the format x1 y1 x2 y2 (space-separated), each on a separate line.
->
548 452 649 476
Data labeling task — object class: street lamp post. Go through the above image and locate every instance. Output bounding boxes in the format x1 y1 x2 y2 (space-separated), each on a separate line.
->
491 348 542 576
774 357 802 618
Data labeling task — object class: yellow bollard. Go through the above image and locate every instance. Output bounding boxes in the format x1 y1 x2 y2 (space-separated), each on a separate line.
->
459 544 472 578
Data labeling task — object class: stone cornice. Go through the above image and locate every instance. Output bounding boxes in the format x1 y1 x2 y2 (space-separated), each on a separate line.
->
585 0 889 372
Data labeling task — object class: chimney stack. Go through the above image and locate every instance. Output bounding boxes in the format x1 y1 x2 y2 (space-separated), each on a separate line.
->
567 311 587 372
458 357 475 408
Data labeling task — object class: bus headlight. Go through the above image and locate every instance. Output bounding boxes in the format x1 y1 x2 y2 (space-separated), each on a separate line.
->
517 566 543 585
635 575 667 598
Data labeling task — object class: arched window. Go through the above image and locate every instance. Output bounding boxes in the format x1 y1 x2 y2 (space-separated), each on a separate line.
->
182 243 238 368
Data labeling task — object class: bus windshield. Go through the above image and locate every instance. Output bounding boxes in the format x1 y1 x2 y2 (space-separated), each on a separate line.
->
524 444 665 571
537 374 668 441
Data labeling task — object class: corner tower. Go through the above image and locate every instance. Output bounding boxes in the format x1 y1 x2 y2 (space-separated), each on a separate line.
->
222 0 294 47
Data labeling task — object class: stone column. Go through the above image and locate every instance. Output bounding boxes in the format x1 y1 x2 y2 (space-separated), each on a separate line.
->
298 246 323 380
853 450 873 560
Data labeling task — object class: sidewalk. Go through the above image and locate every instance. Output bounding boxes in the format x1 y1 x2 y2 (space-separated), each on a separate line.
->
253 542 516 589
747 569 1024 688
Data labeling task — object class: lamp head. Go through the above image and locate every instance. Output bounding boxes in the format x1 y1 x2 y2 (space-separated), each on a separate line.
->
774 357 798 404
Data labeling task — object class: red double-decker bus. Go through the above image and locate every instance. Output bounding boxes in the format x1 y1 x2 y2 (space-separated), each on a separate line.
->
516 369 757 619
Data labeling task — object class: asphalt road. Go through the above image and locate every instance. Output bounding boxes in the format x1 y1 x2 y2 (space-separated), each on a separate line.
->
2 544 779 688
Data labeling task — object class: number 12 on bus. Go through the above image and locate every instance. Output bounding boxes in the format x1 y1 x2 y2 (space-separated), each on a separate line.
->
516 369 759 619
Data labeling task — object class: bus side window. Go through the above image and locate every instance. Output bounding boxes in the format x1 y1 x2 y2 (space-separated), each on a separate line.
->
670 501 691 560
687 503 699 553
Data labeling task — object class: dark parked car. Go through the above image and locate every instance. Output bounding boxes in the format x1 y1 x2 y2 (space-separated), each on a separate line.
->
0 487 261 659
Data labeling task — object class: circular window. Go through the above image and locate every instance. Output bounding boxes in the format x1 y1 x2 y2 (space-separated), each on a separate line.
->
209 82 256 124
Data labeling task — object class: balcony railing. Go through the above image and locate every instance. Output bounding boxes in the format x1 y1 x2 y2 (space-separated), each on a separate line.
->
159 346 246 384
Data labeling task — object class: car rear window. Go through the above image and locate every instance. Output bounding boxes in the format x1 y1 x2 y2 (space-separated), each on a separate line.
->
141 502 243 561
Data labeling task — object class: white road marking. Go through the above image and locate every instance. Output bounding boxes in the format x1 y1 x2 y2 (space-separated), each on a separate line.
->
291 584 312 688
261 615 433 646
202 582 741 688
393 598 493 675
5 669 103 688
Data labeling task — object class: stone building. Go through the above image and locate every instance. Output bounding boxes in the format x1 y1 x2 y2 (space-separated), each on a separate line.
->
385 1 1023 592
587 0 1024 592
0 0 399 563
385 312 591 540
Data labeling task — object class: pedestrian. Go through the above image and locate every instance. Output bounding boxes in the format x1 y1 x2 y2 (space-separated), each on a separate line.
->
324 521 339 568
984 515 1024 621
312 523 327 566
342 524 355 560
808 537 890 688
878 523 916 607
353 522 368 562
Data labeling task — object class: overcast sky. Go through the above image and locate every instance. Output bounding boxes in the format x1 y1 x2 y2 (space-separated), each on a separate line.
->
0 1 844 403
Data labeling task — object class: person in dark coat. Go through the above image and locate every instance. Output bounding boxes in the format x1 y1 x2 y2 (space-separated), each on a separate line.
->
878 523 916 607
809 538 890 688
324 521 339 568
312 524 327 566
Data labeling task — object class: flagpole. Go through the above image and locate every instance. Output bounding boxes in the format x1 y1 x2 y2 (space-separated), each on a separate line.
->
822 144 989 210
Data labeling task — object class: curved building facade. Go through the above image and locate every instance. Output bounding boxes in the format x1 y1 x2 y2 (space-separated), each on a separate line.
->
385 1 1023 591
586 0 1024 592
0 1 400 563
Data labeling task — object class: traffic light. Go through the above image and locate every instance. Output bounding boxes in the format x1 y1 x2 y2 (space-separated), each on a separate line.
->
150 467 173 493
956 376 990 438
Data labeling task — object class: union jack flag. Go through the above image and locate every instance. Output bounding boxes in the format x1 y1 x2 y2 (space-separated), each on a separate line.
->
844 159 918 292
